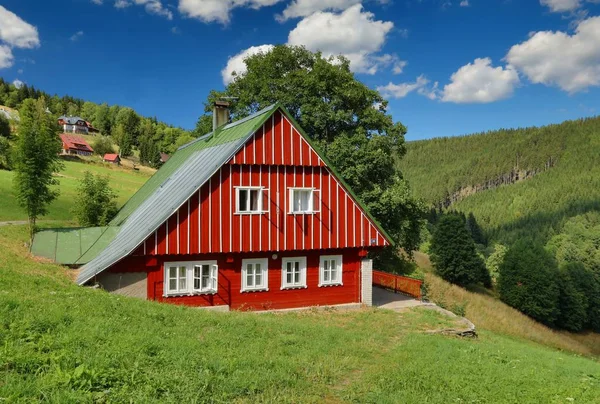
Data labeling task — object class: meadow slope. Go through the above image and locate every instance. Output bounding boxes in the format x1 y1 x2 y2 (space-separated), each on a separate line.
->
0 161 150 222
0 225 598 402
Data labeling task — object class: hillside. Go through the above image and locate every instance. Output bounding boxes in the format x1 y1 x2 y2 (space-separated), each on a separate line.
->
0 161 151 222
399 116 600 243
0 224 598 402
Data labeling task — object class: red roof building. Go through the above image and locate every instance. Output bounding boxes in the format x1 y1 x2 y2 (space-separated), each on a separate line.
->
60 134 94 156
103 153 121 164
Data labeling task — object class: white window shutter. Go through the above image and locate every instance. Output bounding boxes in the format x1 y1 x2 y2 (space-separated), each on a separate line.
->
262 188 270 213
211 264 218 292
312 189 321 213
289 189 294 213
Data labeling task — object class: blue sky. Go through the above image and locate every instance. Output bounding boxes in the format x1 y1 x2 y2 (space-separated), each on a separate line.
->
1 0 599 140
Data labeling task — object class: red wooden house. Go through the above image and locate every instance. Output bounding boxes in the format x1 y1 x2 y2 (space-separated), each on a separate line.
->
60 134 94 156
35 103 392 311
103 153 121 164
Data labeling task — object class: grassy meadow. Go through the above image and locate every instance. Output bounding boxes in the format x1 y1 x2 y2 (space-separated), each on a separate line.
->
0 224 598 402
0 160 151 222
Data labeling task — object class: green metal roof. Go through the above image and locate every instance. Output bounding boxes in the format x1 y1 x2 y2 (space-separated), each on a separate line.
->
110 105 275 226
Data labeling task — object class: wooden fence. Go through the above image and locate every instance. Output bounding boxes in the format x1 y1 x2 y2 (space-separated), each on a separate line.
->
372 270 423 299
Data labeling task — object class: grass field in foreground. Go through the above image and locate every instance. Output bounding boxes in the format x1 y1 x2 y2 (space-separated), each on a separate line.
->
0 225 598 403
0 160 150 222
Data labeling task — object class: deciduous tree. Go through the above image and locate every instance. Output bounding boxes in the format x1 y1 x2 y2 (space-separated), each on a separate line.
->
13 98 63 240
73 171 118 226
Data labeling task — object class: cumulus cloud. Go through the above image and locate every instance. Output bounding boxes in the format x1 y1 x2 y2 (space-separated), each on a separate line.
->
287 4 395 74
540 0 581 12
441 57 519 103
377 75 434 99
506 16 600 93
221 44 275 84
0 6 40 49
0 45 13 69
178 0 282 24
12 79 24 89
277 0 361 22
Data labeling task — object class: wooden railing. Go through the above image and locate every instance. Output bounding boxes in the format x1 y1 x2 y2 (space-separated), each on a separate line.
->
373 270 423 299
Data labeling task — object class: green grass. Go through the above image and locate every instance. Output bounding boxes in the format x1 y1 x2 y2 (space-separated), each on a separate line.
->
0 160 150 222
0 225 598 402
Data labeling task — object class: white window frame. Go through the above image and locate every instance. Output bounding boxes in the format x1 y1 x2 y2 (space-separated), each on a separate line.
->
235 186 269 214
163 260 218 296
319 255 343 287
288 187 320 214
241 258 269 292
281 256 307 289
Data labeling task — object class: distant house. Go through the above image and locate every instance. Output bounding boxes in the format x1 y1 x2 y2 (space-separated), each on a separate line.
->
60 134 94 156
160 152 170 163
103 153 121 165
33 103 391 311
58 116 99 135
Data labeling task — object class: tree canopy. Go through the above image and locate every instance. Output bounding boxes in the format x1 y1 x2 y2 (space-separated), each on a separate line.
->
196 45 425 264
73 171 118 227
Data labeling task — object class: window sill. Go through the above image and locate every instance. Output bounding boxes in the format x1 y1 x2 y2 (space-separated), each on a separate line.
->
288 212 317 216
240 288 269 293
318 283 343 288
280 285 308 290
234 212 268 216
163 290 217 298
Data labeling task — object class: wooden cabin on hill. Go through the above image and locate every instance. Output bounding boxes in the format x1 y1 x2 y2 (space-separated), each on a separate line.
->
32 103 391 311
60 134 94 156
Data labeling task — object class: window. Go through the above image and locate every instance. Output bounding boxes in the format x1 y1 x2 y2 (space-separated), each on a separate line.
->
236 187 268 214
319 255 343 286
164 261 217 296
281 257 307 289
241 258 269 292
289 188 320 214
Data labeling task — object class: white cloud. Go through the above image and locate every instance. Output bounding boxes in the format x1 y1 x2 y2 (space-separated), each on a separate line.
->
12 79 24 89
178 0 282 24
506 16 600 93
287 4 394 74
93 0 173 19
0 6 40 49
441 58 519 103
540 0 581 12
392 60 407 74
460 0 470 6
221 44 275 84
0 45 13 69
277 0 361 22
377 75 433 99
17 68 23 74
70 31 84 42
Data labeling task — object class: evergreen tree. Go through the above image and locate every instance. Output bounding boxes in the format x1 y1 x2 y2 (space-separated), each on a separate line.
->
498 239 560 326
430 213 490 286
113 124 132 157
564 262 600 332
556 264 588 332
13 98 63 240
466 212 486 245
72 171 118 226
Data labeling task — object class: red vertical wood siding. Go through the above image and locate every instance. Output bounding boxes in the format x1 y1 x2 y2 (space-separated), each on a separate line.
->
139 109 389 256
109 249 361 310
141 163 388 255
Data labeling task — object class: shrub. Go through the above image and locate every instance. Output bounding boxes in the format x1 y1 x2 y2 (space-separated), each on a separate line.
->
0 136 11 169
92 136 115 156
72 171 118 226
485 244 508 284
498 239 560 327
430 214 490 287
